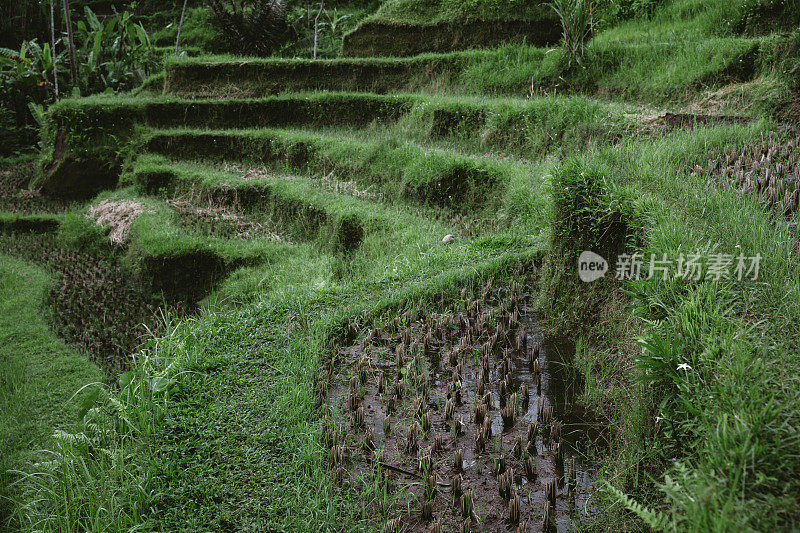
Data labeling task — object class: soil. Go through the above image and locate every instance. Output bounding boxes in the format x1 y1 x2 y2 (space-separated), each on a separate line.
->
324 273 605 532
661 112 753 128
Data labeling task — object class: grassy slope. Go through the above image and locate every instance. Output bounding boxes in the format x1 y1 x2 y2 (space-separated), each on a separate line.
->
559 123 800 530
5 0 800 530
163 30 795 116
143 239 542 530
0 254 104 529
365 0 551 24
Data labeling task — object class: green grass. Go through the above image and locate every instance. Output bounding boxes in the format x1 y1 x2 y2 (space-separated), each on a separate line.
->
162 32 795 115
366 0 552 24
127 154 460 281
140 126 532 216
538 121 800 530
83 189 298 303
151 7 221 53
44 91 633 166
129 243 542 531
0 254 104 529
7 0 800 530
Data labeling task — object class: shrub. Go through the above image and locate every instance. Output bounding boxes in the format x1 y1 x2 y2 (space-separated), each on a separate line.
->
205 0 289 56
539 156 646 330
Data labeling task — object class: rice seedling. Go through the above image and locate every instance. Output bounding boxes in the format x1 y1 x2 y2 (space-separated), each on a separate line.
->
498 469 513 501
524 455 537 482
454 448 464 473
460 489 474 518
509 493 520 525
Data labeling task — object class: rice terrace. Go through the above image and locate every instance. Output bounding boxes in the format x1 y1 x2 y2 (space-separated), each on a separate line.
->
0 0 798 531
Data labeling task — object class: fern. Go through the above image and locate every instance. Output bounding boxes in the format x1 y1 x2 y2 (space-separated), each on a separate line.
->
603 481 673 531
53 430 92 448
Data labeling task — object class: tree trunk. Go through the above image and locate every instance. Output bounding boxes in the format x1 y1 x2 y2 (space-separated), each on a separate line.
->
175 0 189 54
51 0 59 99
313 1 324 59
61 0 77 89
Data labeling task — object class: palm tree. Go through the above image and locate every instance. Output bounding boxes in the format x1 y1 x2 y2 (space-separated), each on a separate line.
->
175 0 189 54
62 0 77 87
50 0 58 99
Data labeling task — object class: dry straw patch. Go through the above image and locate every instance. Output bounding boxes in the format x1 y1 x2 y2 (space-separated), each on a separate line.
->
86 200 150 244
220 162 387 201
167 195 284 241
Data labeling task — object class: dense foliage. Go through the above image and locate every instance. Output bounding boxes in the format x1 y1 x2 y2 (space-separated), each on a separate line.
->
0 4 157 156
205 0 289 56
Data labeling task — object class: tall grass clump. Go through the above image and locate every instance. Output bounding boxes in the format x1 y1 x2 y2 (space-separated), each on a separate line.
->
539 156 645 329
549 0 594 67
9 311 204 530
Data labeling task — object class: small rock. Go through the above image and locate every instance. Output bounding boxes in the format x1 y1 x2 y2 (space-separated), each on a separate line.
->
442 234 455 244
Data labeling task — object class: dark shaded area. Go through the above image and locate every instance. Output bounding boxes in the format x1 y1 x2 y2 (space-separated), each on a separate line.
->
138 249 230 305
336 214 364 254
410 163 497 214
341 18 561 57
429 107 487 138
206 0 288 56
0 216 60 234
41 155 120 200
164 56 466 97
0 161 73 214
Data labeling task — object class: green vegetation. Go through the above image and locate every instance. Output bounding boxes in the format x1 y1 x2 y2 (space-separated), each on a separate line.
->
0 253 104 526
163 32 797 116
0 5 159 156
153 7 220 53
340 0 559 56
2 0 799 531
365 0 552 24
563 123 800 530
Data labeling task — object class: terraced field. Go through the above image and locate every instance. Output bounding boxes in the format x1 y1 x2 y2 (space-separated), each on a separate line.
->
1 1 799 531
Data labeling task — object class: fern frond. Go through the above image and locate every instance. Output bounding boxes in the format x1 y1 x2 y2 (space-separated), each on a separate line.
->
53 430 92 449
603 481 673 531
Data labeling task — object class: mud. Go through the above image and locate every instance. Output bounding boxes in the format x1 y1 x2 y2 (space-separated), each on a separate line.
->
324 272 605 532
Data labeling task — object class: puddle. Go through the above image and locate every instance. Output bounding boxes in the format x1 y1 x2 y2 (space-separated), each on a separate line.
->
324 273 604 532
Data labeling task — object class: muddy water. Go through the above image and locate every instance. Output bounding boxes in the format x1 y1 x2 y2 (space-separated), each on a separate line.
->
326 278 602 532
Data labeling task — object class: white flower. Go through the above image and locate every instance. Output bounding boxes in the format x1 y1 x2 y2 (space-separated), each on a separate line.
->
677 363 692 371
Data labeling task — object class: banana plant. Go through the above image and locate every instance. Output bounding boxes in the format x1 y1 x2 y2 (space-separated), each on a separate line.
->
2 5 156 154
0 39 65 95
74 5 155 95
